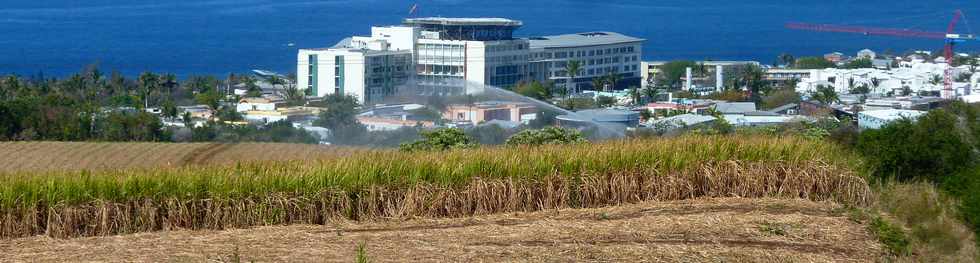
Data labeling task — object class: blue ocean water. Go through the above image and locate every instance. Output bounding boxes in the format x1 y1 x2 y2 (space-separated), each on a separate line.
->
1 0 979 78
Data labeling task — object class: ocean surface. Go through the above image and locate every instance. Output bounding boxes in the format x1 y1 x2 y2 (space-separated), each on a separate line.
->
2 0 979 78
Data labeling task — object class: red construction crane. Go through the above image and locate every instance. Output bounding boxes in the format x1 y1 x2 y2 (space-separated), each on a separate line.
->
786 10 975 99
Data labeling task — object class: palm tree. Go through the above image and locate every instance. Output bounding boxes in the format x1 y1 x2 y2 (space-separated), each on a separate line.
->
161 73 178 95
243 76 261 97
870 77 881 93
137 72 159 109
627 86 641 105
643 86 659 102
604 72 622 92
564 60 583 95
269 75 286 91
930 74 943 86
778 53 795 68
283 84 306 106
591 77 606 93
811 85 839 105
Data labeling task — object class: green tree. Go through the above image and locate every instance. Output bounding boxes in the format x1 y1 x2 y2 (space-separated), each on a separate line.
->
627 86 641 105
794 57 836 69
283 84 306 106
930 74 943 86
642 86 660 102
514 80 551 100
810 85 839 105
505 127 586 146
399 128 476 152
857 109 974 181
761 87 801 110
591 77 606 92
161 99 178 119
850 84 871 95
243 76 262 98
657 60 698 89
313 93 366 144
268 75 286 91
778 53 796 67
137 72 159 109
842 58 873 69
603 72 622 92
194 89 222 110
161 73 178 95
565 60 583 94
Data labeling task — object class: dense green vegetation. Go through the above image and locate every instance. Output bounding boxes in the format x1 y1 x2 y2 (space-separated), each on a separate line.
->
0 67 317 144
399 128 476 152
794 57 837 69
855 103 980 241
505 127 586 146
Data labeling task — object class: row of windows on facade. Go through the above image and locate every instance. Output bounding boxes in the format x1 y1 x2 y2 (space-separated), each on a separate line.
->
417 64 464 76
489 74 523 87
551 55 639 68
417 54 530 64
534 46 637 60
370 65 410 74
550 64 640 78
418 43 527 52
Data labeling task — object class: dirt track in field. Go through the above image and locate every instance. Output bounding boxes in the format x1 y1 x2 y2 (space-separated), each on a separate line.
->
0 198 883 262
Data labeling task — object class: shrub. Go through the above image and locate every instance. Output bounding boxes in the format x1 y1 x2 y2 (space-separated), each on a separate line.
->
857 109 974 181
399 128 476 152
505 127 586 146
870 215 911 256
874 181 978 261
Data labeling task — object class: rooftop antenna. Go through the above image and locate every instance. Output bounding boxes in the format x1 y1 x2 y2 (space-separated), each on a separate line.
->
408 3 419 18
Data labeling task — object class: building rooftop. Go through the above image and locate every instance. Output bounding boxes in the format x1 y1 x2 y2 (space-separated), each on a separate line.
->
557 109 640 123
528 32 645 49
448 100 535 110
403 17 523 27
860 109 926 121
300 37 413 55
651 114 716 127
714 102 757 114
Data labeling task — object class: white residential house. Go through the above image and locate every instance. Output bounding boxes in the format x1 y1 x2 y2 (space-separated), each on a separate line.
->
236 97 284 113
795 60 973 97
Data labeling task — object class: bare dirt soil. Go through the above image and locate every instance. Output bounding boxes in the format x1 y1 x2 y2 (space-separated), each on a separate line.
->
0 198 883 262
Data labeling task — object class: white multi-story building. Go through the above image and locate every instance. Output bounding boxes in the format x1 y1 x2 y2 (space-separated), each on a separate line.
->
529 32 644 92
297 26 416 103
405 18 530 93
298 17 652 101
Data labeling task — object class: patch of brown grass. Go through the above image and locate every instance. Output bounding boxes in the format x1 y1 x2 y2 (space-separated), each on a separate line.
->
872 181 979 262
0 142 357 173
